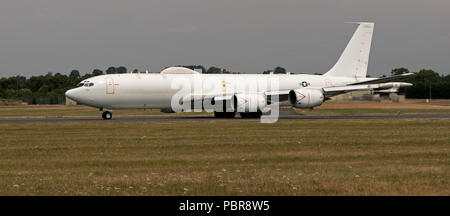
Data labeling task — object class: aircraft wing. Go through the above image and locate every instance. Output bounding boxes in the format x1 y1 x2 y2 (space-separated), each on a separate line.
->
265 82 413 101
184 81 412 104
349 73 415 85
322 82 412 97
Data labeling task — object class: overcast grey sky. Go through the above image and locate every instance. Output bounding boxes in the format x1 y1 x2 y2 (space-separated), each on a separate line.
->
1 0 449 77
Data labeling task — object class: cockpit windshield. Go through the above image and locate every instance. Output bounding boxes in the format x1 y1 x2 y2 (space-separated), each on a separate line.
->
76 81 94 88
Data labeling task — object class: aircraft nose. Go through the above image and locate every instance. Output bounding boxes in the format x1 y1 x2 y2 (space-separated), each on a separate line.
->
65 89 78 101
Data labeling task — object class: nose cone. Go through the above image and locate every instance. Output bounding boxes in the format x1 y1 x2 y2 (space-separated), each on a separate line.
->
65 89 78 101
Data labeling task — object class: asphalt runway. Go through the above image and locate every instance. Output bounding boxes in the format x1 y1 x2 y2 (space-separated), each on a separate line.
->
1 113 450 123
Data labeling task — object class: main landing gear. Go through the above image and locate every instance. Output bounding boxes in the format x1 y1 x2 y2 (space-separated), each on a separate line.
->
102 111 112 120
214 111 236 118
240 111 262 119
213 111 263 119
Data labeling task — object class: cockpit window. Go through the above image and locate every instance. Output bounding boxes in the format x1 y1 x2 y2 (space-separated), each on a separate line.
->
76 81 94 88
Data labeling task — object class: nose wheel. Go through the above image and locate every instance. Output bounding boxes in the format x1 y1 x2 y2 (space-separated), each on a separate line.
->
102 111 112 120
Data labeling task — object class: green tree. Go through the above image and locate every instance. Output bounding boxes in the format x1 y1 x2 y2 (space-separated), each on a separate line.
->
206 66 222 74
38 84 49 95
5 89 17 98
69 70 81 79
403 69 445 99
27 76 44 92
117 66 127 74
221 69 231 74
106 67 117 74
444 74 450 83
273 66 286 74
92 69 103 76
410 69 440 83
17 88 32 98
391 67 409 76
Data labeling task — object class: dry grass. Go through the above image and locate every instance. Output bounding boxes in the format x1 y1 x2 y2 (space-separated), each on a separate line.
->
0 105 210 118
294 101 450 115
0 99 27 106
1 100 450 119
0 118 448 195
319 100 450 109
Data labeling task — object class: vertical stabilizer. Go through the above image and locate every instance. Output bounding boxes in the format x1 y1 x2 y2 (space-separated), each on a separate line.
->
324 22 374 78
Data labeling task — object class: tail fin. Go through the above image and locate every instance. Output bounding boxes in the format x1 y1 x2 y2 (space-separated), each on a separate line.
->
324 22 374 78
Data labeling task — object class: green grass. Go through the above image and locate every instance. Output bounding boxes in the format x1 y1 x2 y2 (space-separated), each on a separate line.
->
0 119 448 195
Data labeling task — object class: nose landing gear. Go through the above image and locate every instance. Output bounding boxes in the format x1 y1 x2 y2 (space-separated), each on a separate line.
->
102 111 112 120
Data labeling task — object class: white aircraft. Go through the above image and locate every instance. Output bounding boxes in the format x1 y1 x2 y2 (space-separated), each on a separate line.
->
65 22 412 120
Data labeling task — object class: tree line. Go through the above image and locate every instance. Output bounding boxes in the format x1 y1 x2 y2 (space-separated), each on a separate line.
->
0 66 449 104
0 66 128 104
392 68 450 99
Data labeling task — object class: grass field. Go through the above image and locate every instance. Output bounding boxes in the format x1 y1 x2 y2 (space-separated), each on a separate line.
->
0 100 449 119
0 105 209 118
296 100 450 115
0 117 449 195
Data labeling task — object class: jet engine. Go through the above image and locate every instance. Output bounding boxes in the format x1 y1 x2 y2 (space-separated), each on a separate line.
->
288 89 324 108
234 93 266 112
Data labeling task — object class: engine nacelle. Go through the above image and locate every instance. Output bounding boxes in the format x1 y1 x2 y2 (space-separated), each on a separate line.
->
288 89 324 108
234 93 266 112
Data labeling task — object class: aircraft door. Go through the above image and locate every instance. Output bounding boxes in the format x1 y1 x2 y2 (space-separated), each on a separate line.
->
105 77 115 94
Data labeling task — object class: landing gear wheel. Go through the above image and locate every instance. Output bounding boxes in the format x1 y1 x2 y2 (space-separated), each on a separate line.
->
225 112 236 118
214 111 224 118
240 113 250 118
240 111 262 119
102 111 112 120
214 111 236 118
